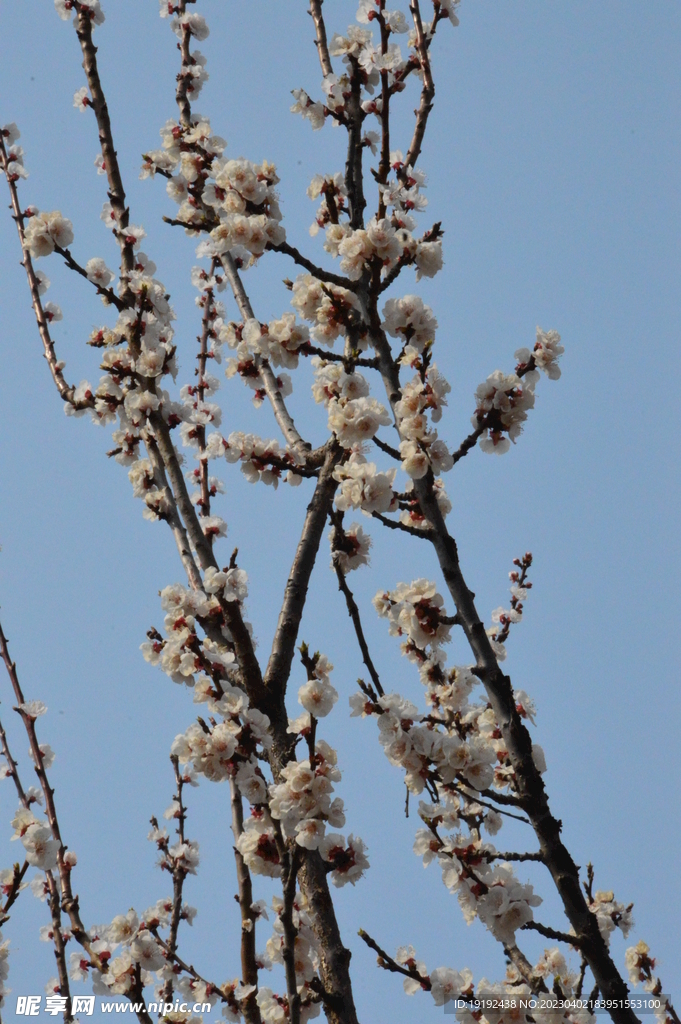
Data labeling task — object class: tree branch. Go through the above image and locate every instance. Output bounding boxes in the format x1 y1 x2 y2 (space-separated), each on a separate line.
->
309 0 334 78
220 253 314 462
371 510 431 539
0 138 87 409
267 241 356 291
75 9 136 294
329 518 385 697
53 243 124 310
264 444 343 715
521 920 582 947
358 929 430 990
229 779 262 1024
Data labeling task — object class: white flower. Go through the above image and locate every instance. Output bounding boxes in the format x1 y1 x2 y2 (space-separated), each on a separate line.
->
430 966 473 1005
73 86 90 112
21 824 59 870
172 11 210 40
328 396 391 447
330 522 371 573
18 700 47 719
294 818 326 850
108 909 139 945
440 0 461 26
298 677 338 718
318 833 369 886
85 257 114 287
130 929 165 971
24 211 74 257
414 240 443 279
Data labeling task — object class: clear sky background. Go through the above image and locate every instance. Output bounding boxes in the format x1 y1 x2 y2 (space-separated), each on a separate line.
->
0 0 679 1019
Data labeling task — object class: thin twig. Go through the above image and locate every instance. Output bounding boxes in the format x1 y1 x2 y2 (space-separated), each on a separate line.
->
358 929 431 990
0 138 86 408
268 241 356 291
371 511 431 539
521 920 582 947
53 243 124 310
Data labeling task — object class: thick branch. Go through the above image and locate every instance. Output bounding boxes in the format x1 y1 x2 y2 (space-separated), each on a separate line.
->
229 780 262 1024
299 852 360 1024
281 847 302 1024
264 444 343 707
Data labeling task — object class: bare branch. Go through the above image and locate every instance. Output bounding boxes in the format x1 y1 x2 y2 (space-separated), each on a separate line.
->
371 510 431 539
264 444 343 714
372 435 401 461
53 243 124 310
358 929 431 990
403 1 436 174
268 241 356 291
309 0 334 78
330 515 385 697
521 920 582 947
75 9 136 293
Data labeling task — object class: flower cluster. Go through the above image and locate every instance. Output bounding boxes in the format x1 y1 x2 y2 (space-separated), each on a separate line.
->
268 744 345 858
347 574 549 944
220 315 310 372
515 327 564 381
333 453 398 515
209 431 303 488
140 581 240 686
395 365 453 478
312 361 391 451
24 209 74 257
473 370 536 455
11 806 59 871
68 898 197 997
291 274 363 348
473 329 563 454
383 294 438 354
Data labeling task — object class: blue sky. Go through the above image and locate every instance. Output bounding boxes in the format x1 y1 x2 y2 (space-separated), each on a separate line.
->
0 0 679 1018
